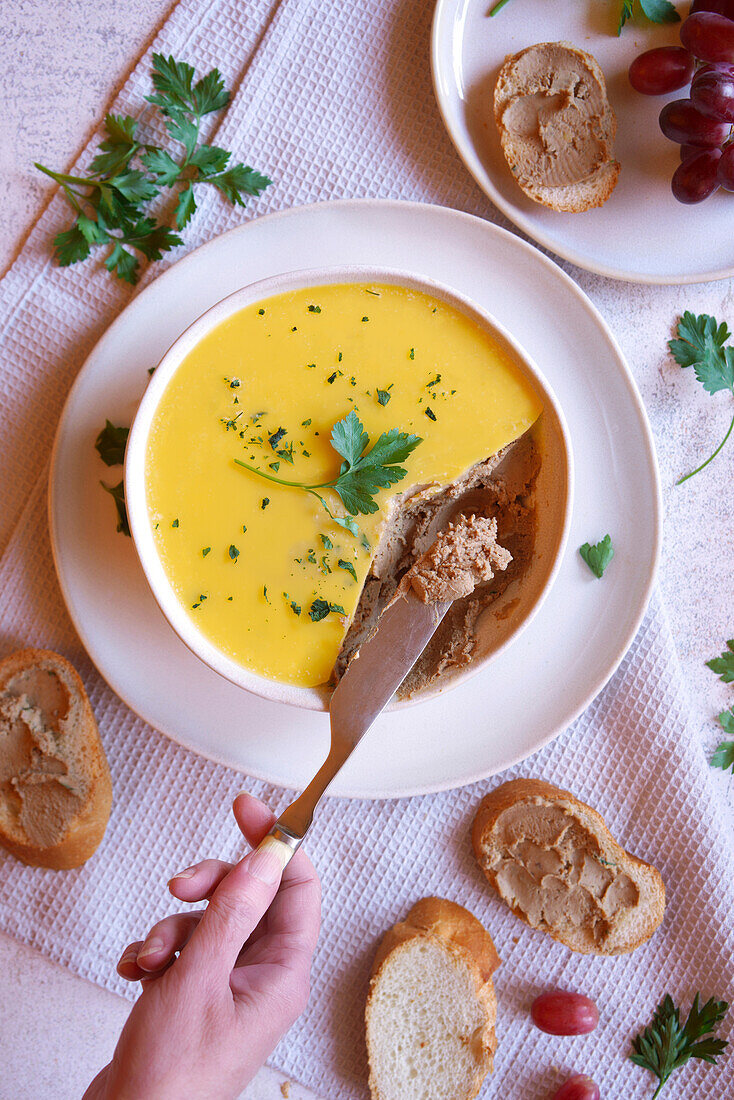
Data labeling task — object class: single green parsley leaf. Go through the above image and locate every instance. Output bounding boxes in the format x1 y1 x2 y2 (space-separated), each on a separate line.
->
109 169 159 204
148 54 197 114
53 225 91 267
630 993 729 1095
188 144 231 177
104 112 139 145
718 707 734 736
207 163 272 205
104 243 139 285
309 599 345 622
711 733 734 773
95 420 129 466
141 147 181 187
121 218 183 261
707 640 734 683
76 213 109 246
579 534 614 579
338 559 358 582
174 183 197 229
100 480 130 536
639 0 681 26
191 68 230 115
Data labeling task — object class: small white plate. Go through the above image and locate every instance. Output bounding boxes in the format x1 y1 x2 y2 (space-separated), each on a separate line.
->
49 199 661 797
431 0 734 284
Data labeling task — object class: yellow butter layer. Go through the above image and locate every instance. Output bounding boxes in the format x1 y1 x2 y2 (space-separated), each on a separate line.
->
145 283 541 687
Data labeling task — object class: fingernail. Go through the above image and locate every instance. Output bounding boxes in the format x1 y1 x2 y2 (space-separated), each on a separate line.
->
118 949 138 968
137 936 164 960
246 846 286 885
169 866 197 883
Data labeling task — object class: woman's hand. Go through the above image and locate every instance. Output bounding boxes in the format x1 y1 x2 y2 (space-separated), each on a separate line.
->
84 793 321 1100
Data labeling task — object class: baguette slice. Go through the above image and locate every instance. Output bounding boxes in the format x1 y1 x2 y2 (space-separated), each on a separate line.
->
472 778 665 955
494 42 620 213
0 649 112 868
366 897 500 1100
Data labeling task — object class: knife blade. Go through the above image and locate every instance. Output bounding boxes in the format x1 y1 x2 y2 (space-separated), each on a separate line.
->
259 589 452 863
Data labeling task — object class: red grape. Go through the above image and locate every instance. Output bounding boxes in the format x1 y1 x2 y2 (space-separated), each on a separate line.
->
680 143 700 159
681 13 734 64
691 0 734 18
691 67 734 120
659 99 730 145
671 148 722 202
717 142 734 188
531 991 599 1036
629 47 695 95
550 1076 600 1100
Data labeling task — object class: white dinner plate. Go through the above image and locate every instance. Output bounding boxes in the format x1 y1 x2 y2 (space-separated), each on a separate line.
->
49 199 661 797
431 0 734 284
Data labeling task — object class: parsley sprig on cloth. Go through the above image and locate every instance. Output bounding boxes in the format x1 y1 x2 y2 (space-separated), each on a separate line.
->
630 993 729 1097
36 54 271 285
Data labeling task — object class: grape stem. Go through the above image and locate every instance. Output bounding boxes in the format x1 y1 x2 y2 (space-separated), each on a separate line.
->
676 405 734 484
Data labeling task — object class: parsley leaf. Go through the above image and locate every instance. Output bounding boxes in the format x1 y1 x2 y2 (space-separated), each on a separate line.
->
53 225 91 267
707 640 734 683
579 534 614 579
669 313 734 482
711 708 734 773
174 183 196 229
206 163 272 206
140 147 181 186
309 599 345 622
100 480 130 536
338 559 358 582
376 388 391 406
95 420 129 466
234 410 422 523
630 993 729 1096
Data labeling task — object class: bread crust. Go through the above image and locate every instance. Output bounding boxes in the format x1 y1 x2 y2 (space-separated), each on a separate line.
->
366 897 500 1100
0 649 112 869
472 778 665 955
494 41 619 213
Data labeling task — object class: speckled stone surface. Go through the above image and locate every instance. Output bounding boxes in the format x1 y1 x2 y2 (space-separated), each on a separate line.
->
1 1 733 1097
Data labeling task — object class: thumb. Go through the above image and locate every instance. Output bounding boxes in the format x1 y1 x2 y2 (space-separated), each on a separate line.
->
180 839 289 980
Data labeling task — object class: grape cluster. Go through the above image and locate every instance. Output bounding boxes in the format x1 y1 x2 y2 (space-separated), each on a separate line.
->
629 1 734 203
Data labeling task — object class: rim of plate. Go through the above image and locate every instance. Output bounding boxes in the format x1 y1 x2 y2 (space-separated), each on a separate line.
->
429 0 734 286
48 198 662 796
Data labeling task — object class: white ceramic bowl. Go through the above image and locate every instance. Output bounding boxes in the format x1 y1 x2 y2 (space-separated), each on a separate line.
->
125 265 573 711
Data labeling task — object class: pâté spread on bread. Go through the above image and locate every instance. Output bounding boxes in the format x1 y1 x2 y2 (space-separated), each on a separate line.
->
495 42 620 212
145 282 542 690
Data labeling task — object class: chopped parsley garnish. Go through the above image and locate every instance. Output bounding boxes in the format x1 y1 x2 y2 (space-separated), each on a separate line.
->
309 598 345 622
377 388 391 406
327 372 337 384
228 544 239 561
307 304 321 313
426 374 441 388
202 546 211 557
229 378 241 388
171 518 179 528
269 461 280 471
269 427 286 449
242 524 247 533
425 407 437 421
409 347 415 360
258 308 265 315
365 288 380 296
361 316 369 323
263 585 269 603
338 559 358 582
301 418 312 427
320 534 333 549
579 535 614 579
290 600 301 616
307 548 317 564
337 351 343 362
261 497 270 509
320 555 331 575
95 420 129 466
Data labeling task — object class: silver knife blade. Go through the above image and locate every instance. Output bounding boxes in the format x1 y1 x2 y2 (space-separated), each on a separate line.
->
271 590 451 846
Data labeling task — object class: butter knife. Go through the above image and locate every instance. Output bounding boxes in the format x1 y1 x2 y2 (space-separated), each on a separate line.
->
257 589 451 868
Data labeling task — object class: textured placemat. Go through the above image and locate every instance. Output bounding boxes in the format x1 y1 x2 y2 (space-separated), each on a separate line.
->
1 1 733 1097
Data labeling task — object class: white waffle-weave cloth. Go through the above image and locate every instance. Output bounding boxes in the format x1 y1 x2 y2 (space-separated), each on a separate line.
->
1 1 733 1097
